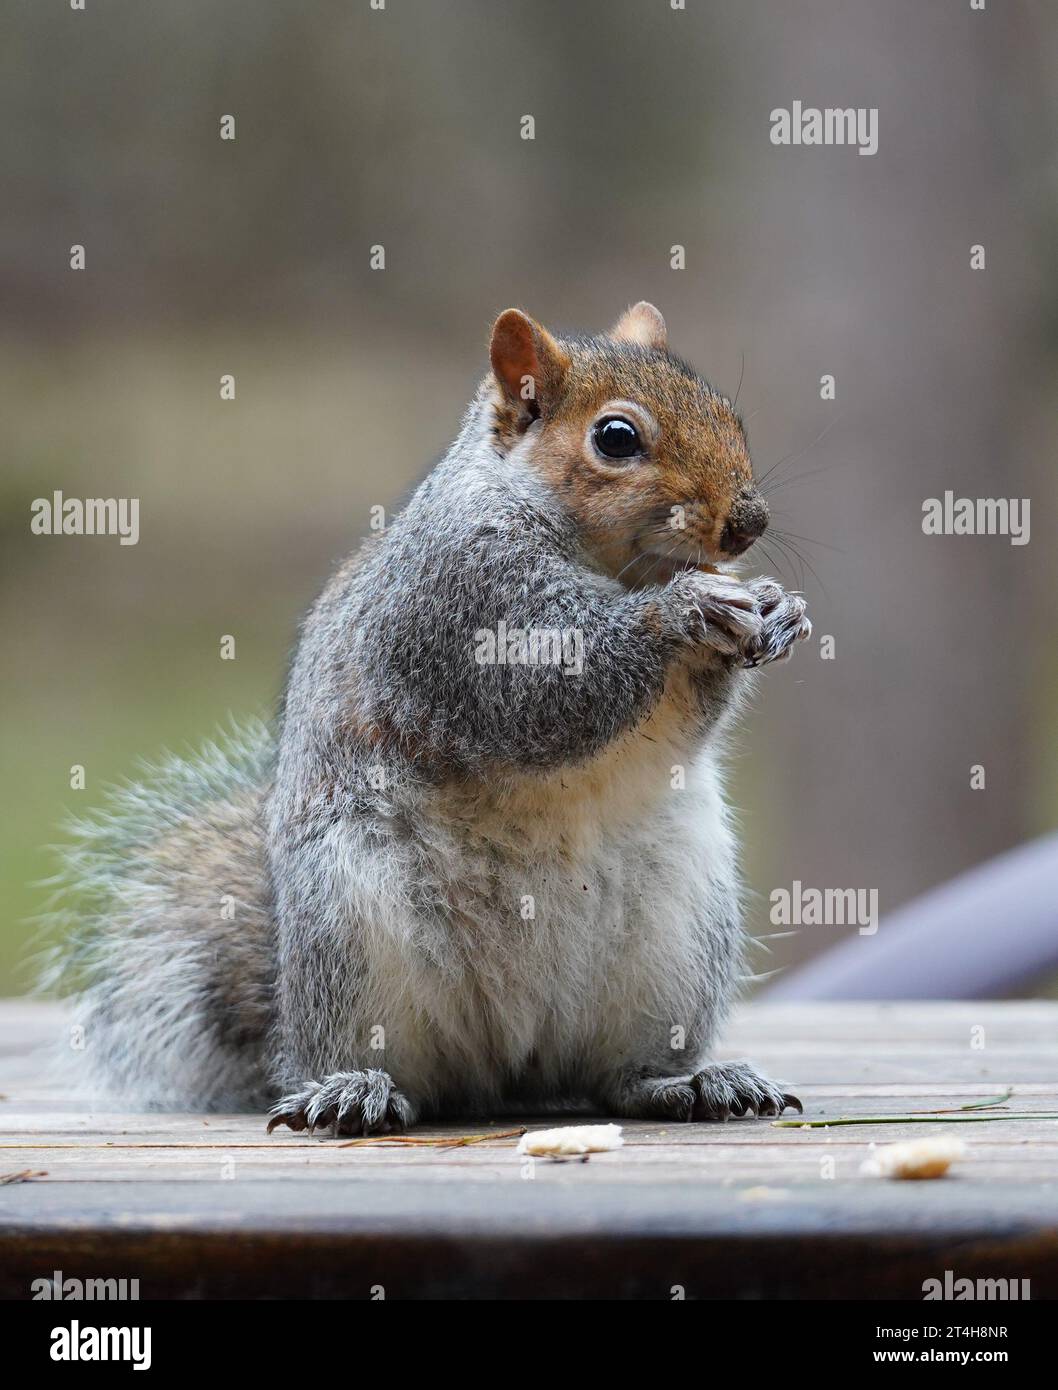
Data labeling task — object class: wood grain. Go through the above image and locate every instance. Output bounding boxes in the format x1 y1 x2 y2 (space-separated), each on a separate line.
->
2 1000 1056 1298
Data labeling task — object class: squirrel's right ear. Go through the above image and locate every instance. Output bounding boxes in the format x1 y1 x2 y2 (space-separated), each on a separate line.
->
489 309 569 430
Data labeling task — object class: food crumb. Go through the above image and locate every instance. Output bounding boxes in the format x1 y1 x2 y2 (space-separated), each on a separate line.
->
860 1136 967 1180
517 1123 624 1158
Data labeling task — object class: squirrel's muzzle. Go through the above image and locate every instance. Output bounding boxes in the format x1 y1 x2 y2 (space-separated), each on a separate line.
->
720 490 769 556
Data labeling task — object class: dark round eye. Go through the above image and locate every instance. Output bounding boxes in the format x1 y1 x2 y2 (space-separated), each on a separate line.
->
592 416 642 460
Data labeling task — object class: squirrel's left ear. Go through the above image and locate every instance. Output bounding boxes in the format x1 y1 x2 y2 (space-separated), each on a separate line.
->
489 309 569 428
610 301 667 351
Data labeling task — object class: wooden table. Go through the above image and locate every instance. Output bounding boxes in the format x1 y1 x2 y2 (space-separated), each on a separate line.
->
2 1000 1056 1299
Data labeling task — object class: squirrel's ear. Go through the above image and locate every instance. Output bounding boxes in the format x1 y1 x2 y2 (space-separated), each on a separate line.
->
610 301 667 352
489 309 569 425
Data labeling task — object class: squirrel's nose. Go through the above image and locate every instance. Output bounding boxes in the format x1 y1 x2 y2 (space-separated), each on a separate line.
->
720 491 769 556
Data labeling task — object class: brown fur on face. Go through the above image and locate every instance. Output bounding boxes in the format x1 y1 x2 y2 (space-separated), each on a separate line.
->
488 304 763 585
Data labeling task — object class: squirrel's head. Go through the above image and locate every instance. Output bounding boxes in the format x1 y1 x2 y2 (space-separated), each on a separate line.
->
488 303 767 585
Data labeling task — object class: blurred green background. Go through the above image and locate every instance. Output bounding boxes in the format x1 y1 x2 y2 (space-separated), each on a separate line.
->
3 0 1057 994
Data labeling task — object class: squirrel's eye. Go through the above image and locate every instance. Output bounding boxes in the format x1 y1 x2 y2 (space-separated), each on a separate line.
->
592 416 641 460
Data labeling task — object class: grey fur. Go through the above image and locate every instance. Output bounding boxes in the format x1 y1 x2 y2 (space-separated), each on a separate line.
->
44 722 275 1111
49 344 810 1130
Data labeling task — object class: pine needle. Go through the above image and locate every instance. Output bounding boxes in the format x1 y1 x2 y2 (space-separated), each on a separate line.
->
773 1112 1058 1129
339 1127 527 1149
773 1087 1050 1128
906 1087 1014 1115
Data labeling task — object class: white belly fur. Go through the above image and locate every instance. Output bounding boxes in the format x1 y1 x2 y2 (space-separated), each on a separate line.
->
340 666 741 1108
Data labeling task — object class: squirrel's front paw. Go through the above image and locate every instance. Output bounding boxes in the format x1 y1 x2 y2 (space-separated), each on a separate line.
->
267 1069 416 1138
737 578 811 669
669 570 764 657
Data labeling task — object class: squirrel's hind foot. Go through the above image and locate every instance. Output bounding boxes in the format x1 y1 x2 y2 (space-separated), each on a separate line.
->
686 1061 802 1121
614 1062 801 1123
267 1069 416 1138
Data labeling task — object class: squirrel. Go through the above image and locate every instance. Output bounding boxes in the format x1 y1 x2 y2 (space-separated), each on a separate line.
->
51 302 811 1134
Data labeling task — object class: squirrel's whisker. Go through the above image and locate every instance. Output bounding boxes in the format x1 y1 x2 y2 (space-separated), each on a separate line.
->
731 351 746 413
755 414 843 491
767 526 844 555
761 455 850 497
767 530 827 596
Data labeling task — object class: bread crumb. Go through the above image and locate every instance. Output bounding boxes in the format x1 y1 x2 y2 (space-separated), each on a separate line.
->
517 1123 624 1157
860 1136 967 1180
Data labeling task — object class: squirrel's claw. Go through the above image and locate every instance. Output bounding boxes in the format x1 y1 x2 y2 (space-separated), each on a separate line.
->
737 579 811 669
266 1070 416 1138
688 1061 801 1122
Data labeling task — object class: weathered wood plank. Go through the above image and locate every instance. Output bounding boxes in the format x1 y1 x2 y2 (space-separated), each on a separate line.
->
2 999 1057 1297
4 1178 1058 1300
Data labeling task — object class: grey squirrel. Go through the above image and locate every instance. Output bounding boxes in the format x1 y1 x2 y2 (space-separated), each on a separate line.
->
53 302 810 1133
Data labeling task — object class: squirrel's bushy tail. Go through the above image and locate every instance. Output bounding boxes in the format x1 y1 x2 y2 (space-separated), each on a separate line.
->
42 720 276 1111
